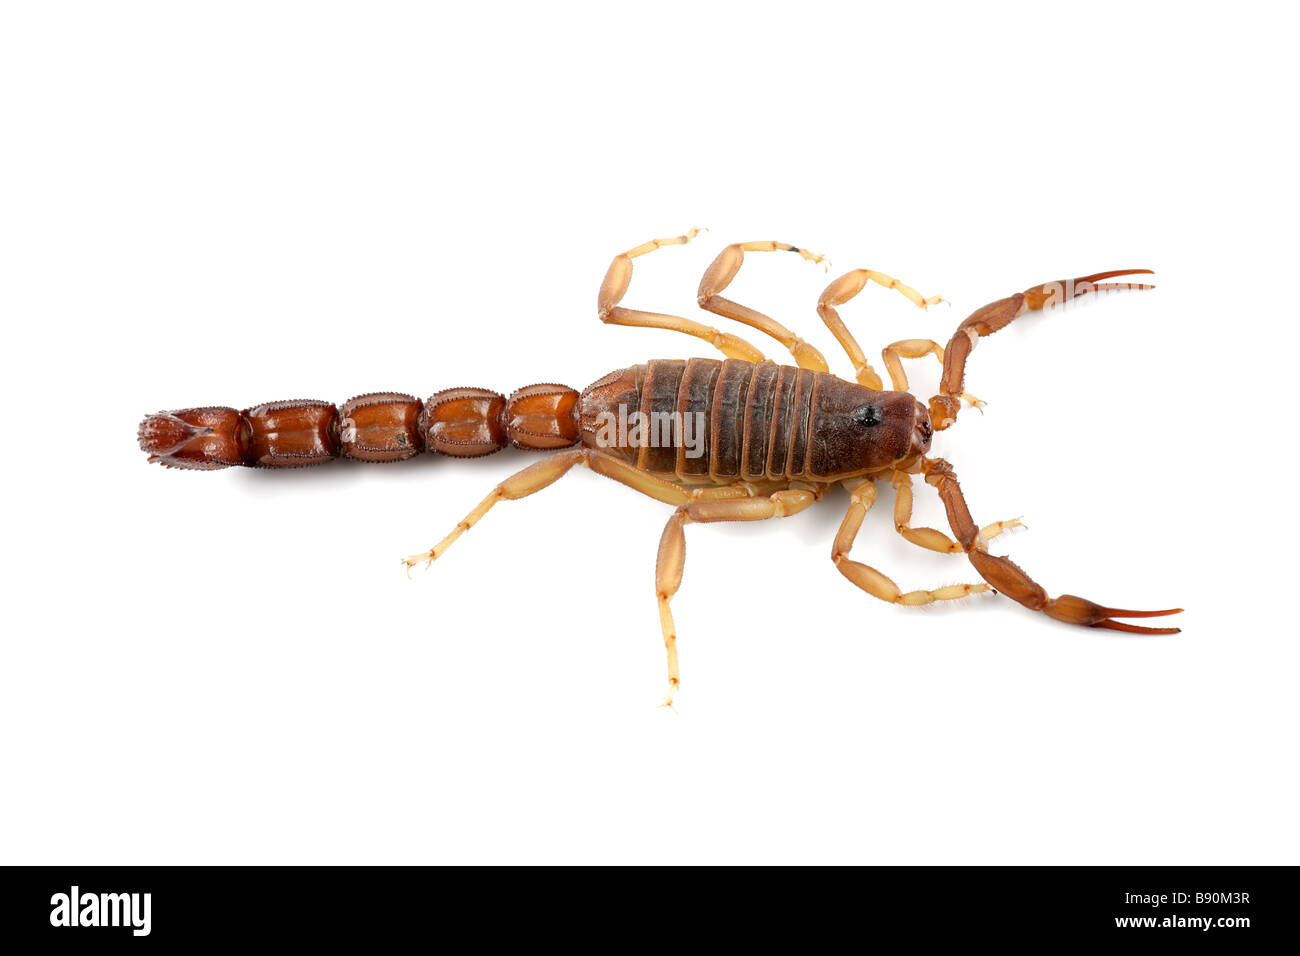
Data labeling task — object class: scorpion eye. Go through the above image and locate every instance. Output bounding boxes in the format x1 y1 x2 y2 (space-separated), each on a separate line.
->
852 405 881 427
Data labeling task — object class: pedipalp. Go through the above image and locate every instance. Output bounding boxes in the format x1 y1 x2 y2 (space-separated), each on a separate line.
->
927 268 1156 430
921 457 1181 634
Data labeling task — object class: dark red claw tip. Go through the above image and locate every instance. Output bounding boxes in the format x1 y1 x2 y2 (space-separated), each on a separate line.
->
1079 268 1155 282
1103 606 1183 618
1091 620 1182 635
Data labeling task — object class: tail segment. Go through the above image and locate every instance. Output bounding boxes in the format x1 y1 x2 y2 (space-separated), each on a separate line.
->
139 385 580 470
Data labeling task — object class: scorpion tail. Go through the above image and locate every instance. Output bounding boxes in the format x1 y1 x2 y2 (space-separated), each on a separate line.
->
138 407 246 470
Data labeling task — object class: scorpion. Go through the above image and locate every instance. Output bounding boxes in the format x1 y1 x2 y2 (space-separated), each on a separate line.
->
138 231 1182 705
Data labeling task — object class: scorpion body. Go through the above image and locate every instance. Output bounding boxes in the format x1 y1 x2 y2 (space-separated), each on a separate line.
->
139 231 1181 705
139 358 927 480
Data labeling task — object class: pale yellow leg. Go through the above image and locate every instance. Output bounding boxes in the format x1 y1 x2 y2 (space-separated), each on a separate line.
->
403 442 827 705
584 452 693 507
656 510 687 708
655 486 821 707
685 487 819 523
403 449 585 569
831 479 990 605
598 230 768 362
697 241 830 371
817 268 945 388
882 338 984 408
402 448 697 571
890 470 1022 555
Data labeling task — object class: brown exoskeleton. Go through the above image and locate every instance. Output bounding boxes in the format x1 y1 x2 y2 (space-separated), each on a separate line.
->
139 231 1181 705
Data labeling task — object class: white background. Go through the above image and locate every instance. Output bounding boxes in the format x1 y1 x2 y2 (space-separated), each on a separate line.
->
2 1 1295 864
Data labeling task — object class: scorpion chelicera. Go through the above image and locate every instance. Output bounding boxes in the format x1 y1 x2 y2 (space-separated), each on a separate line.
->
139 231 1182 705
